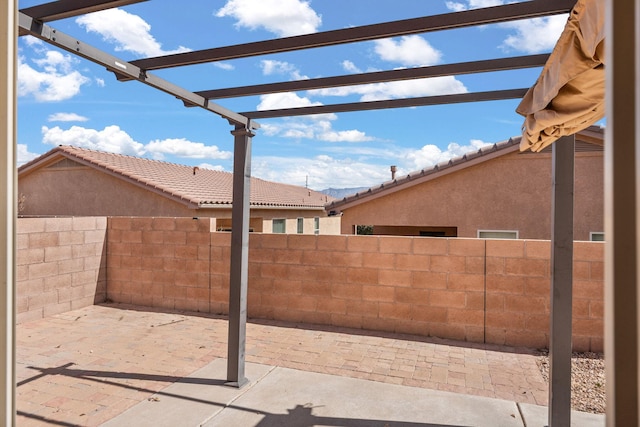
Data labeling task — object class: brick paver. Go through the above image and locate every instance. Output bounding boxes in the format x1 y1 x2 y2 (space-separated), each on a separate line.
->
17 303 548 426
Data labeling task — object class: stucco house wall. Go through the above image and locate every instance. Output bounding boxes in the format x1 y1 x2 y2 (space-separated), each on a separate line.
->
338 150 603 241
20 167 194 218
18 153 336 234
260 216 342 235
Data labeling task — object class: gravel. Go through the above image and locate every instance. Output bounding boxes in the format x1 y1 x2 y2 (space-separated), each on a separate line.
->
536 351 605 414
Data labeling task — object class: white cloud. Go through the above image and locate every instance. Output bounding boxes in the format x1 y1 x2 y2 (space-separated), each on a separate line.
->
76 8 190 57
197 163 225 171
318 129 373 143
283 127 314 139
258 123 282 137
406 139 492 170
445 2 466 12
308 35 464 102
17 144 39 166
500 16 568 54
41 125 232 161
374 36 442 66
41 125 146 156
258 118 373 143
444 0 566 54
33 50 74 73
145 138 232 160
261 60 296 75
445 0 509 11
315 120 373 142
252 154 390 189
341 60 362 74
311 76 468 102
260 60 308 80
257 92 323 110
213 62 235 71
95 78 105 87
22 35 43 48
216 0 322 37
18 52 90 102
250 137 496 189
48 113 89 122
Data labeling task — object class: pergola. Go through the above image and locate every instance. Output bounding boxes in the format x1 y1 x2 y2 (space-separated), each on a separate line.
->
0 1 635 426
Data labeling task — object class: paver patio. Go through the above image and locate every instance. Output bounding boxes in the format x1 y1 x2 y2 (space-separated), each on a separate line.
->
17 303 549 426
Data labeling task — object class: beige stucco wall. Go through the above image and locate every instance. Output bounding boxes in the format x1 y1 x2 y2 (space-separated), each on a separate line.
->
262 216 341 235
20 167 196 217
339 151 603 241
18 166 330 230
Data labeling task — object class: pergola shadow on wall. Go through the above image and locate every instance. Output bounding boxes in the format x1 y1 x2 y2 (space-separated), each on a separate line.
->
3 0 634 426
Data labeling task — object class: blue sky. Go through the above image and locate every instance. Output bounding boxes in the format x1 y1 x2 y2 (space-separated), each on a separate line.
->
17 0 570 190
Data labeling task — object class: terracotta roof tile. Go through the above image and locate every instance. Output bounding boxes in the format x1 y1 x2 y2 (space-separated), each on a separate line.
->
20 146 333 209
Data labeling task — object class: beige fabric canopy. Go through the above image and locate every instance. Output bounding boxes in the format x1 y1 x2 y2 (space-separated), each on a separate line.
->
516 0 605 152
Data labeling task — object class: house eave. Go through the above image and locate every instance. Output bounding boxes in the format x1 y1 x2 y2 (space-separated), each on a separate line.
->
198 203 327 211
327 142 521 212
19 149 201 210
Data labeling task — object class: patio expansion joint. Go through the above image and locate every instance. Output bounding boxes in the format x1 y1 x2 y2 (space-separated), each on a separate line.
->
516 402 527 427
199 363 277 426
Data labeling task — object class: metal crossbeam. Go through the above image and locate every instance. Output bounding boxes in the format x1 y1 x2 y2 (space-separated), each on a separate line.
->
18 12 254 128
242 88 529 119
197 55 549 100
131 0 574 70
19 0 147 22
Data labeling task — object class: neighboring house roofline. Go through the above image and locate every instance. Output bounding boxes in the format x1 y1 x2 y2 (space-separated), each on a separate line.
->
19 146 202 209
198 204 327 211
19 146 333 210
326 125 604 212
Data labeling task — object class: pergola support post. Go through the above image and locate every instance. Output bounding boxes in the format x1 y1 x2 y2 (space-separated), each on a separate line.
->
226 123 254 388
548 135 575 427
604 0 639 425
0 0 18 426
0 0 16 425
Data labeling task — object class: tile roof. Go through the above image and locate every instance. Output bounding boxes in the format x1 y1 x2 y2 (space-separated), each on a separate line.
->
19 146 334 209
326 125 604 212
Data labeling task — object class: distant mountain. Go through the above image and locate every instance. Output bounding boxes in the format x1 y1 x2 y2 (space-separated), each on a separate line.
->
320 187 369 200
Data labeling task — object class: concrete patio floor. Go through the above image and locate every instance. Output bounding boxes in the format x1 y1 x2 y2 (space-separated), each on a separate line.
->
16 303 604 426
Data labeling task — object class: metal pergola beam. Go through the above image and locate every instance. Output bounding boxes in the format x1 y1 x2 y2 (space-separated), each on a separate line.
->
19 0 148 22
196 55 549 100
130 0 574 70
242 88 529 119
17 12 254 129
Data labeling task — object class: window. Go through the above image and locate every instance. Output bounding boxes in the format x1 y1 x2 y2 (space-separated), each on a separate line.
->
314 217 320 235
590 232 605 241
297 218 304 234
355 225 373 235
419 231 447 237
478 230 518 239
272 219 286 234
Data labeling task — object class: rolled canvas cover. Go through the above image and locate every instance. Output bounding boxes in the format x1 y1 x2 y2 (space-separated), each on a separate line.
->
516 0 605 152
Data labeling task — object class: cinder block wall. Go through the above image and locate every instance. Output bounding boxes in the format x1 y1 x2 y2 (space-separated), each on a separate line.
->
483 240 603 352
17 217 107 324
106 217 213 313
105 218 604 352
